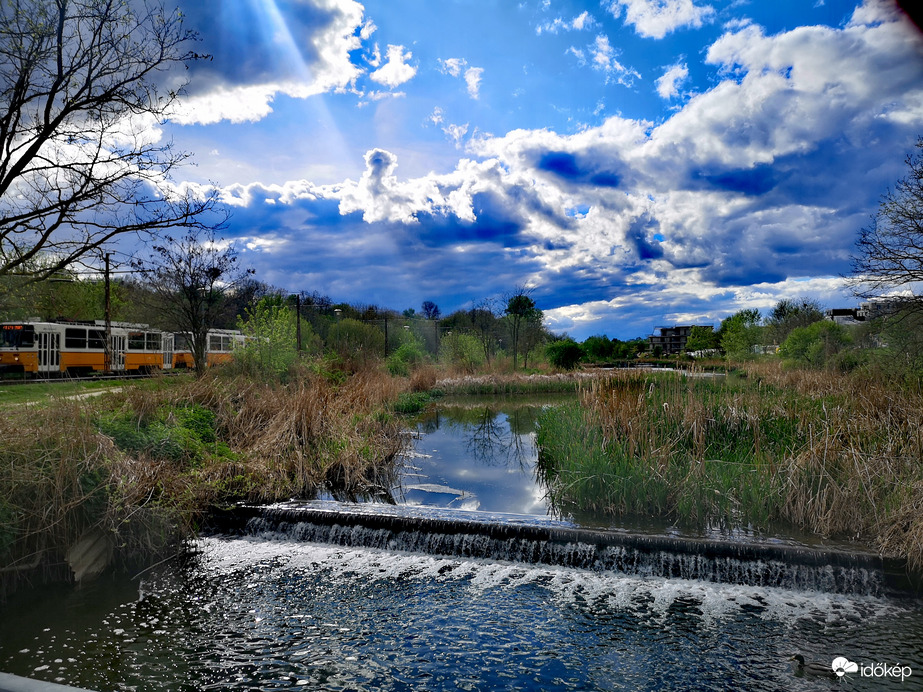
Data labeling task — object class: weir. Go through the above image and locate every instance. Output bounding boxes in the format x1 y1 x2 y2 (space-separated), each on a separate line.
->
209 502 913 597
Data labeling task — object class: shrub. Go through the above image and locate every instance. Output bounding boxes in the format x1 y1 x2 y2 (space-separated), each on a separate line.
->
546 339 583 370
387 339 427 377
327 318 384 369
440 332 484 373
234 300 306 379
779 320 851 367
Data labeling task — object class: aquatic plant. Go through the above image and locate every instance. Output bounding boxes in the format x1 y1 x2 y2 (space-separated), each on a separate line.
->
536 364 923 568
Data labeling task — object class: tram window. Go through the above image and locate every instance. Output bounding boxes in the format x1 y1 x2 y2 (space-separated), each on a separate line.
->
146 332 161 350
65 328 87 348
128 332 145 350
174 334 191 350
1 325 34 347
209 334 222 351
88 330 105 349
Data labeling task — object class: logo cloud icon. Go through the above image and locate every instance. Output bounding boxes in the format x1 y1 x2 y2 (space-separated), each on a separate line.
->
832 657 859 677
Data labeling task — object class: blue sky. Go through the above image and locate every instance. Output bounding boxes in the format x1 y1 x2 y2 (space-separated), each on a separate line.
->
159 0 923 339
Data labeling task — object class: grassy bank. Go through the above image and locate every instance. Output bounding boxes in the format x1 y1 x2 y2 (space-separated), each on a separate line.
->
536 364 923 568
434 371 595 396
0 367 410 597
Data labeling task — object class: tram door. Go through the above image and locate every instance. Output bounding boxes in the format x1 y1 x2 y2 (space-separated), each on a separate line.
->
37 332 60 373
109 334 126 372
162 333 174 370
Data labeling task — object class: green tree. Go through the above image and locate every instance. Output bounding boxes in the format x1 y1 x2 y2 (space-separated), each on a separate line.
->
779 320 851 367
504 290 540 370
581 335 614 362
236 298 302 379
546 339 583 370
469 299 499 365
684 326 718 354
766 298 825 344
440 331 484 373
327 318 385 369
718 309 762 359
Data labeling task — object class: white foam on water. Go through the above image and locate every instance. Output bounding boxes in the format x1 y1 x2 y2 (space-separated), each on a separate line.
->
192 535 908 629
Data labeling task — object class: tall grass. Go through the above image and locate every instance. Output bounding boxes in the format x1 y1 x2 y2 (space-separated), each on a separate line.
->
536 365 923 568
0 367 410 596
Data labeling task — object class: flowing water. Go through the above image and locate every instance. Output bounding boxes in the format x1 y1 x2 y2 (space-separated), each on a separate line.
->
1 396 922 691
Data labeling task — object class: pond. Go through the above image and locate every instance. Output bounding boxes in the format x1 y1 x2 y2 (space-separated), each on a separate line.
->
2 394 922 691
393 395 566 516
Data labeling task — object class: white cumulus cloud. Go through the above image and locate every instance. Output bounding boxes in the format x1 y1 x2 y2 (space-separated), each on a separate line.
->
604 0 716 39
656 63 689 99
370 44 417 88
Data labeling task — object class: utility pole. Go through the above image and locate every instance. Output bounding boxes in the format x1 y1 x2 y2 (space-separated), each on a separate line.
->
104 252 112 373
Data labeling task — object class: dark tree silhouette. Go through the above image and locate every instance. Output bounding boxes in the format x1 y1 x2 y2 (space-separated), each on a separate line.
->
0 0 222 279
853 137 923 312
134 228 251 372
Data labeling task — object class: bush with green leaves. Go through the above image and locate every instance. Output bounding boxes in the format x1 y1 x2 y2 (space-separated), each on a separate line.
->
779 320 851 367
235 299 304 379
440 331 484 372
387 339 427 377
718 309 763 359
546 339 583 370
327 318 385 368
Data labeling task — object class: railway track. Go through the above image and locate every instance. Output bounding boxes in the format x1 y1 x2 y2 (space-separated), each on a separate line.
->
0 370 184 386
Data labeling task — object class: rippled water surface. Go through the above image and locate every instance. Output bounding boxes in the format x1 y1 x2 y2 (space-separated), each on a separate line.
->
2 535 922 691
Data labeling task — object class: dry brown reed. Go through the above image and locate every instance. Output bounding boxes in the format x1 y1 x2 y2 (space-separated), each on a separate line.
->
556 364 923 569
1 367 411 596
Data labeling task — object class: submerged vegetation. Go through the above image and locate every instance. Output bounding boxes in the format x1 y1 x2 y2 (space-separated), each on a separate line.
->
536 364 923 570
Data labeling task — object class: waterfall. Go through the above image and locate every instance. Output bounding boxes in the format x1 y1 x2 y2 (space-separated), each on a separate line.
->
207 502 912 597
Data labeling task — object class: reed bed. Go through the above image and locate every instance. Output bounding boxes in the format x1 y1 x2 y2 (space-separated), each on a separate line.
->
1 368 410 596
435 372 594 396
536 364 923 568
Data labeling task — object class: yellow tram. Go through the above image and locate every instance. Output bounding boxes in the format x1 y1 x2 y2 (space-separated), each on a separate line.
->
0 321 173 377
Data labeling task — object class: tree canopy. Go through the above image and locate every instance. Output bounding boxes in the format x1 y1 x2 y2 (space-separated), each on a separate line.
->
0 0 221 279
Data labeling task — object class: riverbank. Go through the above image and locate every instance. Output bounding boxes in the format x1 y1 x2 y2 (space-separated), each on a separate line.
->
0 367 411 598
535 362 923 572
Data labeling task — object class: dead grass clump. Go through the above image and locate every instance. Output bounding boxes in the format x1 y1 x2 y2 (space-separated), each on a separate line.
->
409 364 440 392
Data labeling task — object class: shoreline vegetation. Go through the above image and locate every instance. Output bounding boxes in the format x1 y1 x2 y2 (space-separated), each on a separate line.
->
0 365 411 597
2 356 922 597
536 363 923 574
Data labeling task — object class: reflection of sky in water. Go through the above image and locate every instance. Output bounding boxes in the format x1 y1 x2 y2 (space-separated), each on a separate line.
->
396 399 561 516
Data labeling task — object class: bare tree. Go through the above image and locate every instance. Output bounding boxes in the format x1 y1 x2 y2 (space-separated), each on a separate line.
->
134 228 252 373
852 137 923 312
0 0 221 279
469 298 498 365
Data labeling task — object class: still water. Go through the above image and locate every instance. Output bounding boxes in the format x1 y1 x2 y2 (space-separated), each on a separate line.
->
394 395 564 515
1 396 922 691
